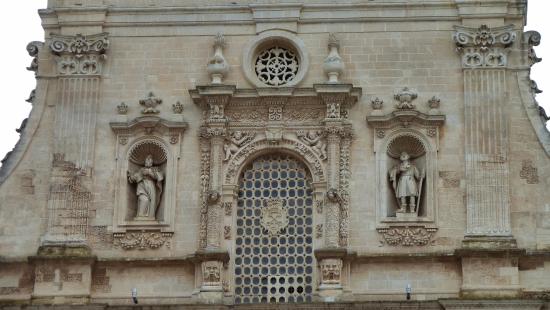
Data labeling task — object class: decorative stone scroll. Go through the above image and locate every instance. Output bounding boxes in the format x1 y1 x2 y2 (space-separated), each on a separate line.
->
26 41 43 74
50 33 109 75
453 24 516 68
523 31 542 67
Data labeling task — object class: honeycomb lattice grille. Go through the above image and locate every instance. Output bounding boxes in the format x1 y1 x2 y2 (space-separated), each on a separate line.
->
234 154 314 304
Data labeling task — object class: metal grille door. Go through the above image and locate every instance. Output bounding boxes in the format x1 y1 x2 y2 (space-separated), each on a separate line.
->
234 154 314 304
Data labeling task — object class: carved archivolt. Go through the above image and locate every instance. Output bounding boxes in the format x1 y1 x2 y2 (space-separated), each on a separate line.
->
224 137 326 185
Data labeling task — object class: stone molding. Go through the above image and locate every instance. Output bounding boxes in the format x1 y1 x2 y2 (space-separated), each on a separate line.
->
49 33 109 75
453 24 516 68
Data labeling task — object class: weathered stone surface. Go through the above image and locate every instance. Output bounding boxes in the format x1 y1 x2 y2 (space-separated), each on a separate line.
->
0 0 548 308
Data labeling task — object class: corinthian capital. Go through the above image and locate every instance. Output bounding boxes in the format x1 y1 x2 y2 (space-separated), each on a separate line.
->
49 33 109 75
453 24 516 68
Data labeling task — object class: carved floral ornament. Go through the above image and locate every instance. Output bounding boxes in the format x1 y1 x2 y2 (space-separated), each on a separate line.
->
453 24 516 68
113 231 172 250
377 226 437 246
49 33 109 75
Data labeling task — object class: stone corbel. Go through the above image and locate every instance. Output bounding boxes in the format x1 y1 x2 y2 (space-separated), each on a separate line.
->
523 31 542 67
190 85 236 124
315 84 360 120
26 41 44 74
49 32 109 75
191 249 230 301
314 248 352 301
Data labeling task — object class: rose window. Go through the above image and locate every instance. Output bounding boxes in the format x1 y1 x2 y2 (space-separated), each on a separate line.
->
234 154 314 304
255 46 299 86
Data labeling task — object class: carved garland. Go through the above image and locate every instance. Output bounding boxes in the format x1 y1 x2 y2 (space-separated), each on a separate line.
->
377 226 437 246
113 231 172 250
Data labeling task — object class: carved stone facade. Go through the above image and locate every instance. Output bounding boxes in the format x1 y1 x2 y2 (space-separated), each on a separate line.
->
0 1 549 309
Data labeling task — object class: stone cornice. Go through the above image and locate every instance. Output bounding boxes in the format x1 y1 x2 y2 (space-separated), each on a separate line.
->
366 110 446 129
109 115 188 135
190 85 361 108
39 2 525 30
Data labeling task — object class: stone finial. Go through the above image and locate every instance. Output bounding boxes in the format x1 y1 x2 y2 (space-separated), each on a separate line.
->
323 33 344 83
139 92 162 114
172 101 184 114
394 87 417 109
370 97 384 116
117 102 128 114
206 33 229 84
428 96 441 114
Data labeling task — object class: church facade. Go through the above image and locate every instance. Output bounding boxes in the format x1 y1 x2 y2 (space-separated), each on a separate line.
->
0 0 549 309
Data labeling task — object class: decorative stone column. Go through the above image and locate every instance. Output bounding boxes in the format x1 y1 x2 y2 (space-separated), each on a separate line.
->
192 84 236 301
314 84 360 301
41 33 109 247
453 24 516 243
453 23 523 298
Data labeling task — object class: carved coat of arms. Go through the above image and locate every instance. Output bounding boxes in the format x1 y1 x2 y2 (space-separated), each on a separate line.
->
260 199 288 236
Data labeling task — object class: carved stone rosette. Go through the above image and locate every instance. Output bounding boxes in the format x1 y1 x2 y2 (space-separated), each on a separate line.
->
50 33 109 75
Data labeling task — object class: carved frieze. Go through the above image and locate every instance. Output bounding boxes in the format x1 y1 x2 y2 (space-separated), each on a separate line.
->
377 226 437 246
50 33 109 75
113 231 172 250
453 24 516 68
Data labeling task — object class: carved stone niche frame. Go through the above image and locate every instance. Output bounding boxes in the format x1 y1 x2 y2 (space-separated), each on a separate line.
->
110 116 188 236
367 109 445 235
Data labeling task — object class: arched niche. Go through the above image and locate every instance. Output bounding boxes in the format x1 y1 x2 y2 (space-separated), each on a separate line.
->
126 139 168 222
375 129 438 224
110 116 187 239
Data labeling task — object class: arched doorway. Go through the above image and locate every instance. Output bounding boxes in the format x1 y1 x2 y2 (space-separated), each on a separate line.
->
234 154 314 304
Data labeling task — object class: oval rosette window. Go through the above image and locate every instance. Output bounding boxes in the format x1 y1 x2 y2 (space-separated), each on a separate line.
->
242 31 309 88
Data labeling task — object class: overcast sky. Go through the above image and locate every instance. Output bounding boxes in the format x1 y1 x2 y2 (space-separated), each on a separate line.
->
0 1 549 164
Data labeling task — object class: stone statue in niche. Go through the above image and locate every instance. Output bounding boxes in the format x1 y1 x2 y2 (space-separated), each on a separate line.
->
388 152 425 214
127 154 164 220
